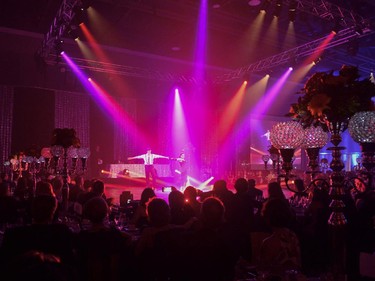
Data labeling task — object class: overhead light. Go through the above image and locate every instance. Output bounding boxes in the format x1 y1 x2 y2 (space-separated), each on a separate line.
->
54 39 64 53
211 0 221 8
248 0 261 6
273 0 283 18
242 72 250 82
288 0 297 22
81 0 92 9
259 0 272 12
54 39 64 63
72 6 86 27
313 57 322 65
68 28 80 41
332 18 344 34
355 25 364 35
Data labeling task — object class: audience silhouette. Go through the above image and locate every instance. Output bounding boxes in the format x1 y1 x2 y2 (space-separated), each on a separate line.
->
1 172 374 281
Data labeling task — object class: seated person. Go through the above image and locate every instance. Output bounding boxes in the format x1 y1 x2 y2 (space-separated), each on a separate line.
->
258 198 303 279
75 196 134 281
0 194 76 277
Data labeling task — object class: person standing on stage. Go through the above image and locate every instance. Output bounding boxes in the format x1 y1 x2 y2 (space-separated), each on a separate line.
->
128 148 169 188
175 151 187 188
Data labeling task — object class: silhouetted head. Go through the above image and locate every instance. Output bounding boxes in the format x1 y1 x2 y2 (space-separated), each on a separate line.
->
248 178 256 188
213 179 228 197
35 181 55 197
200 197 225 229
92 180 105 195
140 187 156 207
31 195 58 224
146 197 170 227
267 182 285 199
261 198 292 228
184 186 197 201
234 177 249 194
168 189 185 210
83 196 108 223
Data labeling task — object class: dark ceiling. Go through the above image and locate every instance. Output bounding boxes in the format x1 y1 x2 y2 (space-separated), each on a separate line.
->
1 0 375 81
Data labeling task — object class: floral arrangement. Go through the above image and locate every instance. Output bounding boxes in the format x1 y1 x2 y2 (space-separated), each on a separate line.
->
287 65 375 131
51 128 81 148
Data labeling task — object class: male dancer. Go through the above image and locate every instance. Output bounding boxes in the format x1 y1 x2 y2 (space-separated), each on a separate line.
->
128 148 169 188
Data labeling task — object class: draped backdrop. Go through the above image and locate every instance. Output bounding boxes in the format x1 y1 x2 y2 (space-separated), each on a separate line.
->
0 86 141 177
55 90 90 148
0 86 13 168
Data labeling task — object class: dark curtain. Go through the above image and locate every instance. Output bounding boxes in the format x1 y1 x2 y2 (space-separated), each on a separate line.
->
11 87 55 156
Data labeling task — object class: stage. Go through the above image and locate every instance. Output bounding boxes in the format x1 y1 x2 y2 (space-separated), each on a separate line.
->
102 176 182 204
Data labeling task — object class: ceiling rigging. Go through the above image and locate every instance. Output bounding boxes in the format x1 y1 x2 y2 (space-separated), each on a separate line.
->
37 0 375 83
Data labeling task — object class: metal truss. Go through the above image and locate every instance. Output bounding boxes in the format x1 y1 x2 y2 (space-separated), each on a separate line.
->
38 0 374 84
44 55 201 84
46 25 373 84
214 26 374 83
212 0 375 83
37 0 81 59
291 0 367 28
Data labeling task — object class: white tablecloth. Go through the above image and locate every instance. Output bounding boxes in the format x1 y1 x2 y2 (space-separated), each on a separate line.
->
108 164 171 178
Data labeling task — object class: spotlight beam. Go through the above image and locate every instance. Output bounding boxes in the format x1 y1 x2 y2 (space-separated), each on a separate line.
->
251 67 293 118
217 81 247 144
61 52 148 147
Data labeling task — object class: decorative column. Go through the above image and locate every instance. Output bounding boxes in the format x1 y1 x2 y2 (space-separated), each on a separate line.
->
324 119 349 281
326 120 349 227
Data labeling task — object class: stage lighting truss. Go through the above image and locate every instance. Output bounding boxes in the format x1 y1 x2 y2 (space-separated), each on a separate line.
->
45 24 374 85
291 0 366 28
214 25 374 83
38 0 374 84
36 0 83 59
44 54 203 84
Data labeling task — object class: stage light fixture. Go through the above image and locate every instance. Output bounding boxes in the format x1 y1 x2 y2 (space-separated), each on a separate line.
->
273 0 283 18
332 18 344 34
248 0 261 6
72 6 86 27
312 57 322 65
68 28 80 41
242 72 250 82
288 0 297 22
81 0 92 9
355 25 364 35
211 1 221 9
259 0 272 12
54 39 64 53
54 39 64 63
